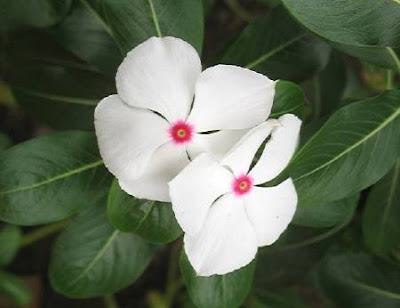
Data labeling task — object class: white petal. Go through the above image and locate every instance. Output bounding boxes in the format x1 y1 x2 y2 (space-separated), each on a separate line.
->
186 129 249 161
119 142 189 202
244 179 298 247
116 37 201 122
220 120 279 177
187 65 275 132
94 95 169 180
184 193 258 276
169 154 234 236
249 114 302 185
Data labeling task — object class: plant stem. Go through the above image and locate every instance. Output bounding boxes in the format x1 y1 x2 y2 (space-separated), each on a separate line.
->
164 239 183 308
386 70 394 90
103 294 119 308
20 219 70 248
224 0 253 22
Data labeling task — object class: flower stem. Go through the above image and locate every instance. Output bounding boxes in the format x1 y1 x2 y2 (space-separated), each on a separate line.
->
20 219 70 248
103 294 119 308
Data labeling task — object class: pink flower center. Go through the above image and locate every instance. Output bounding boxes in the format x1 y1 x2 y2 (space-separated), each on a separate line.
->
169 121 194 145
232 175 253 196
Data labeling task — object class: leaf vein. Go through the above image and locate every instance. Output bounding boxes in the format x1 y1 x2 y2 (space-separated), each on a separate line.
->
0 160 104 195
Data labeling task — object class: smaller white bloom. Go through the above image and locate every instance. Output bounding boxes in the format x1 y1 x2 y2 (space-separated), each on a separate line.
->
169 114 302 276
94 36 276 202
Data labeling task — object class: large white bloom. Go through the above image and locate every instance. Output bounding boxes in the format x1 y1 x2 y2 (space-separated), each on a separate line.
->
95 36 276 201
169 114 301 276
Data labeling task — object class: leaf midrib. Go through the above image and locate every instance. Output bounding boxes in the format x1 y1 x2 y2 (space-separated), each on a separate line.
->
344 277 400 300
385 47 400 73
134 201 155 232
13 87 99 106
68 230 119 287
147 0 162 37
293 104 400 182
0 160 104 195
245 33 305 69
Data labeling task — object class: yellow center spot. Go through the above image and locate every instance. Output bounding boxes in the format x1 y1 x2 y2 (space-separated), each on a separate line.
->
239 181 248 190
177 129 186 138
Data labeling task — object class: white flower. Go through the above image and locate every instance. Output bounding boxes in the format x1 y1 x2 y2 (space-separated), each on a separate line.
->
169 114 301 276
94 36 276 201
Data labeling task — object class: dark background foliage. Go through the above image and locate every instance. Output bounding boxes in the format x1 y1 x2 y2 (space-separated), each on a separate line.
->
0 0 400 307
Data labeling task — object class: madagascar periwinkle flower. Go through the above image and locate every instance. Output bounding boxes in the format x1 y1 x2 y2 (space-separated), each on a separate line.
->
169 114 301 276
95 36 276 201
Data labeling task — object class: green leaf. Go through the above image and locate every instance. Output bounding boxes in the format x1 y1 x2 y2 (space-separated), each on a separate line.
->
220 6 330 82
0 270 31 306
49 201 155 298
334 44 400 73
317 254 400 308
83 0 204 54
270 80 305 119
107 180 182 243
0 131 111 226
283 90 400 208
301 51 347 119
281 0 400 47
252 289 308 308
5 32 115 130
50 1 122 75
254 223 347 289
0 133 11 152
180 252 255 308
294 194 359 228
0 224 21 266
362 159 400 255
0 0 72 33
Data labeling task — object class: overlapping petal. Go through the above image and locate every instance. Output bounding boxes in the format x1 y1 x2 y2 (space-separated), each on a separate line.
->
184 193 258 276
94 95 169 180
244 179 298 246
186 129 248 161
119 143 189 202
187 65 276 132
249 114 301 184
116 37 201 122
169 154 234 235
220 120 279 176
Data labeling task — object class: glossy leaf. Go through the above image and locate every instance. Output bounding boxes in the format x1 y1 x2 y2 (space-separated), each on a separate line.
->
107 180 182 243
220 6 330 82
282 0 400 47
83 0 204 54
49 201 155 298
0 225 21 266
254 223 347 289
180 252 255 308
5 32 115 130
50 1 122 75
318 254 400 308
294 194 359 228
0 131 111 226
0 271 31 306
270 80 305 119
0 0 71 32
362 159 400 255
283 90 400 207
